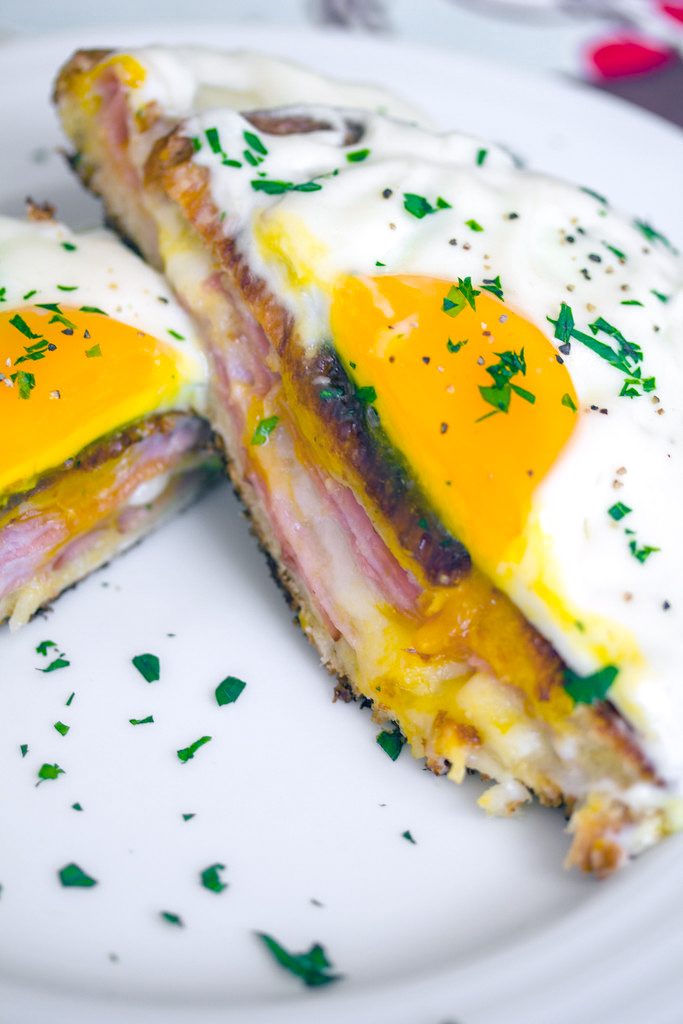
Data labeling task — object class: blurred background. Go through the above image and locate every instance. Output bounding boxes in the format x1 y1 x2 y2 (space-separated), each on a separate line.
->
2 0 682 125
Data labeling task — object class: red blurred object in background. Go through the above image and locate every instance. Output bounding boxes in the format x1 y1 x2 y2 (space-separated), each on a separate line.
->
659 3 683 24
588 37 676 79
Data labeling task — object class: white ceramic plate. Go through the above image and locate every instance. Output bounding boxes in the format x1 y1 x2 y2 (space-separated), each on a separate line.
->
1 23 682 1024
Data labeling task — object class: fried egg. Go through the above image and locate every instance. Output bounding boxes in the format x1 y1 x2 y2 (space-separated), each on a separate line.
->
0 215 208 497
181 107 683 783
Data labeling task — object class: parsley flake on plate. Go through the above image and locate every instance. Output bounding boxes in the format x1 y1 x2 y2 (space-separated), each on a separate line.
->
37 763 64 782
58 863 97 888
376 726 405 761
561 392 577 412
132 653 160 683
608 502 632 522
38 657 70 673
84 343 102 358
35 640 56 656
53 721 70 737
256 933 342 988
200 863 228 893
177 736 212 764
215 676 247 706
129 715 154 726
402 830 417 844
160 911 184 927
20 744 28 758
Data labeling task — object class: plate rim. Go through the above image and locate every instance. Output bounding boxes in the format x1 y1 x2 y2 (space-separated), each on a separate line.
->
1 19 683 1024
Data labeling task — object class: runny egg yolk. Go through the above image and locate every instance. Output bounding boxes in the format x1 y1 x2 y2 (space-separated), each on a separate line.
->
330 275 578 576
0 306 184 496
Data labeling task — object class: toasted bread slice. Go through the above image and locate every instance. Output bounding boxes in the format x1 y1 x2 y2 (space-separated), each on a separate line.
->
54 46 683 873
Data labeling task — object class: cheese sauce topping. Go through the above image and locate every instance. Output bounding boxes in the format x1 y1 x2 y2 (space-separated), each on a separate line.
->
0 217 208 496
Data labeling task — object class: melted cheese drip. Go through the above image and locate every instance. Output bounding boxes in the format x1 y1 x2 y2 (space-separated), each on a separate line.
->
0 306 186 495
330 276 578 577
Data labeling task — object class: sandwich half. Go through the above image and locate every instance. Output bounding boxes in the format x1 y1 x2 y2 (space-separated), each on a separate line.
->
55 46 683 873
0 209 217 629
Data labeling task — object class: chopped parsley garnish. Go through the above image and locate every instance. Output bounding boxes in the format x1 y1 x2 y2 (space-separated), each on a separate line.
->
446 338 468 354
356 385 377 405
476 148 488 166
256 933 341 988
376 726 405 761
22 289 36 300
561 392 577 412
621 300 643 306
177 736 212 763
38 657 70 673
442 277 480 317
243 130 268 156
215 676 247 706
10 313 41 340
20 744 28 758
132 653 160 683
564 664 618 704
61 241 77 252
580 186 608 205
402 830 416 844
14 338 51 365
547 303 656 397
182 813 195 821
251 179 322 194
78 306 108 315
205 126 242 168
58 863 97 888
54 721 70 737
65 692 75 707
375 260 386 267
191 136 201 152
56 284 78 292
129 715 154 726
465 218 484 232
167 329 185 341
628 540 660 564
651 290 670 304
634 219 677 253
608 501 632 521
12 370 36 400
319 386 345 401
481 275 504 300
346 148 370 162
72 803 83 811
478 348 535 421
85 343 102 358
200 863 228 893
403 193 451 219
37 763 64 782
160 911 184 927
36 639 57 656
0 286 6 301
603 242 626 262
251 415 280 446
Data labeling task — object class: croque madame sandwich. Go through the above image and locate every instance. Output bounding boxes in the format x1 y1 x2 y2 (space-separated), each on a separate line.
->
54 46 683 873
0 208 217 629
